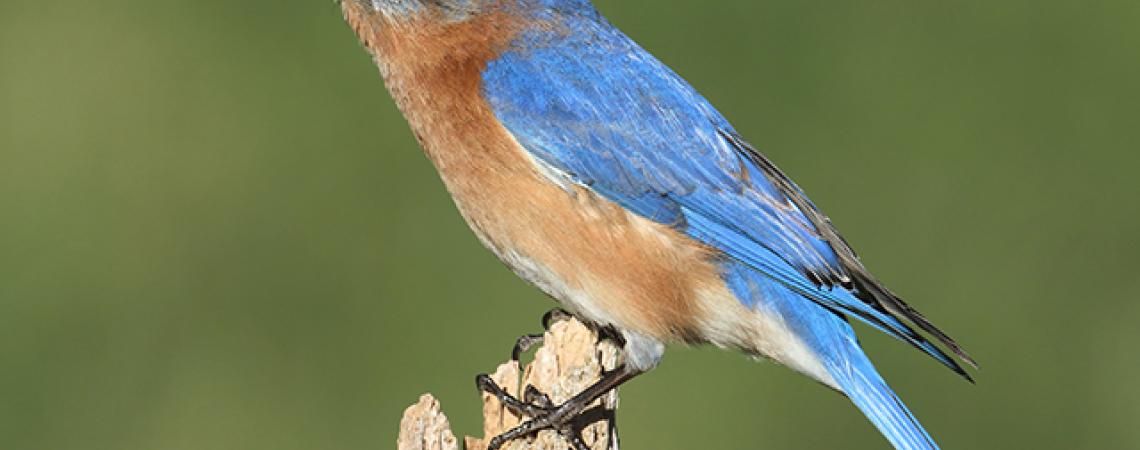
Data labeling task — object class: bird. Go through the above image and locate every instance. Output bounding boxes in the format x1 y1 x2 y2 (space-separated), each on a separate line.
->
339 1 975 449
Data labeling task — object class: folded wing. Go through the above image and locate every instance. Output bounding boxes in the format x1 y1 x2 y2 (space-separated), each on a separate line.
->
481 18 974 378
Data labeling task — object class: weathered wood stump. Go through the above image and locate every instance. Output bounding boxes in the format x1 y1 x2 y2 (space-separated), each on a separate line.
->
396 318 621 450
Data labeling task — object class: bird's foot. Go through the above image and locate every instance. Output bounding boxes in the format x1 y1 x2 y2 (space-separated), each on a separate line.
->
475 375 594 450
511 333 546 361
511 308 624 361
542 308 574 329
476 365 638 450
510 308 569 361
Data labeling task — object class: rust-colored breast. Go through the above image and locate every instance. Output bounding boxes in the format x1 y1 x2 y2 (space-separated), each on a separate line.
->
341 3 727 343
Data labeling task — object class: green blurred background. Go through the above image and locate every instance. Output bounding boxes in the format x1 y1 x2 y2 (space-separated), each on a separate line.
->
2 0 1138 449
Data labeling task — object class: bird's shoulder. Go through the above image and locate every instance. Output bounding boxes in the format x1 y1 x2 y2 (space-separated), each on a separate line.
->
478 13 975 376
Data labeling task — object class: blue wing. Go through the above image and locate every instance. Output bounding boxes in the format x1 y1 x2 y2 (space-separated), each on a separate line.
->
481 13 973 378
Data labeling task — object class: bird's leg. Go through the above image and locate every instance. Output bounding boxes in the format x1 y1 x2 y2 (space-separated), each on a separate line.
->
523 385 555 408
491 308 637 449
476 364 642 450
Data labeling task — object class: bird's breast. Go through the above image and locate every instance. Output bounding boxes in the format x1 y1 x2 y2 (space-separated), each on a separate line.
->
343 5 735 342
343 4 842 383
424 116 723 343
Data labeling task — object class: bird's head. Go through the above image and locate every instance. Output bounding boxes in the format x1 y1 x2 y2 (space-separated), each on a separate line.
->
341 0 601 77
345 0 495 22
348 0 595 22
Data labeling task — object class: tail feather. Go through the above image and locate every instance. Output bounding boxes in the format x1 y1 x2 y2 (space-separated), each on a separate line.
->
829 346 939 450
726 262 942 450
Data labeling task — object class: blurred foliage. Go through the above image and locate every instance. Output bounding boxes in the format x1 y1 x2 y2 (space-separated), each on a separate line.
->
1 1 1138 449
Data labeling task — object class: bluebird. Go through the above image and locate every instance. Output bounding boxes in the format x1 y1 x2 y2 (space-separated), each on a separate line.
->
340 1 975 449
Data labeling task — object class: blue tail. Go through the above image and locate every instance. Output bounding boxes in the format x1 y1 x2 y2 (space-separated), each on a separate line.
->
723 262 940 450
827 337 939 450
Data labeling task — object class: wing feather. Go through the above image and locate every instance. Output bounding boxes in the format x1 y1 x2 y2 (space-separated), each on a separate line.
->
482 15 974 376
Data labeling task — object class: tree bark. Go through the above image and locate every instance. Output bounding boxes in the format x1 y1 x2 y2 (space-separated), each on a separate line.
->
396 318 621 450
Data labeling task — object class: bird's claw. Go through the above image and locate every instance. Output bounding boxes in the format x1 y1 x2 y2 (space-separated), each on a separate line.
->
523 385 554 408
488 308 628 449
511 308 574 361
475 375 591 450
516 309 623 361
511 333 545 361
541 308 573 330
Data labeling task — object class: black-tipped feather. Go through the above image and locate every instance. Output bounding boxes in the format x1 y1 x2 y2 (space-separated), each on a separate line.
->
719 130 977 377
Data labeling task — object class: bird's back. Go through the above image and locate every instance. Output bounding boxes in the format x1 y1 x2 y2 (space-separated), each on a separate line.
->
342 1 970 448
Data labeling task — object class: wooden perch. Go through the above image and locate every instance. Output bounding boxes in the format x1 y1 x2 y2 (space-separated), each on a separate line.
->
397 318 622 450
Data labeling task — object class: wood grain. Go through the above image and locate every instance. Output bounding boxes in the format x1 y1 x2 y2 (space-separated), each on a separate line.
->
397 318 620 450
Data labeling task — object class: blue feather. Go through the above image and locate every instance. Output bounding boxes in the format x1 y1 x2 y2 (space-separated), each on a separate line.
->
480 5 964 448
723 262 940 450
481 6 965 376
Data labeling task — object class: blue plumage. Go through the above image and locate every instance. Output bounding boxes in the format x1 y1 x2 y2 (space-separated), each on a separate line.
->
480 4 967 449
342 1 974 448
482 6 965 374
724 262 939 449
